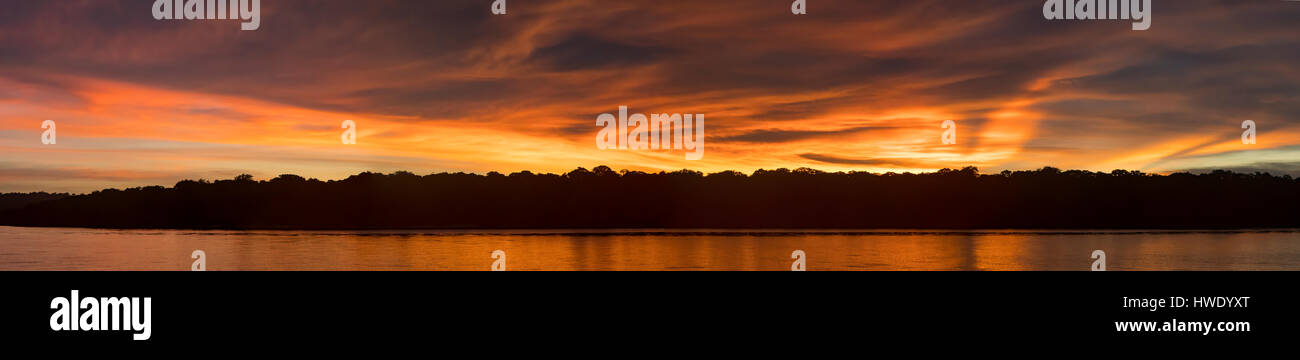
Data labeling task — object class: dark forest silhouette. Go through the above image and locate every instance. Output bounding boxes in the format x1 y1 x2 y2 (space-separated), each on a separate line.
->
0 192 68 212
1 166 1297 230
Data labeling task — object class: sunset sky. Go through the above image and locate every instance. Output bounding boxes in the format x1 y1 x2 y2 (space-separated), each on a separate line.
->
2 0 1299 193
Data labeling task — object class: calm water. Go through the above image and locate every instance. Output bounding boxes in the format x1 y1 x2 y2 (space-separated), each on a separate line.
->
1 226 1299 270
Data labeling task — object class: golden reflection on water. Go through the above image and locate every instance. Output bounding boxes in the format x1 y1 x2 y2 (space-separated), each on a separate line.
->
2 227 1299 271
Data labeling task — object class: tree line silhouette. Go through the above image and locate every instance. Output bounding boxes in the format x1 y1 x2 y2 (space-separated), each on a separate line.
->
0 192 69 212
1 166 1296 229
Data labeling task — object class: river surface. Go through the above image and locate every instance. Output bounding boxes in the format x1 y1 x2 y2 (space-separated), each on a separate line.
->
2 226 1298 270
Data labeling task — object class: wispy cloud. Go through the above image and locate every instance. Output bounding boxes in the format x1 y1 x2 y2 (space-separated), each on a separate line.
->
1 0 1299 192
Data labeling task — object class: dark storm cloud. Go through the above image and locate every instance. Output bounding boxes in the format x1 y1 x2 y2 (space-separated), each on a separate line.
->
528 34 675 71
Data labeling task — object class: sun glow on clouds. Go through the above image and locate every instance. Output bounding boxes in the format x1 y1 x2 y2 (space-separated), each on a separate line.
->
2 0 1300 192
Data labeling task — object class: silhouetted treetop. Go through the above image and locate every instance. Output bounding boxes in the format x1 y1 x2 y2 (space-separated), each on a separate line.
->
0 192 70 212
1 166 1296 230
